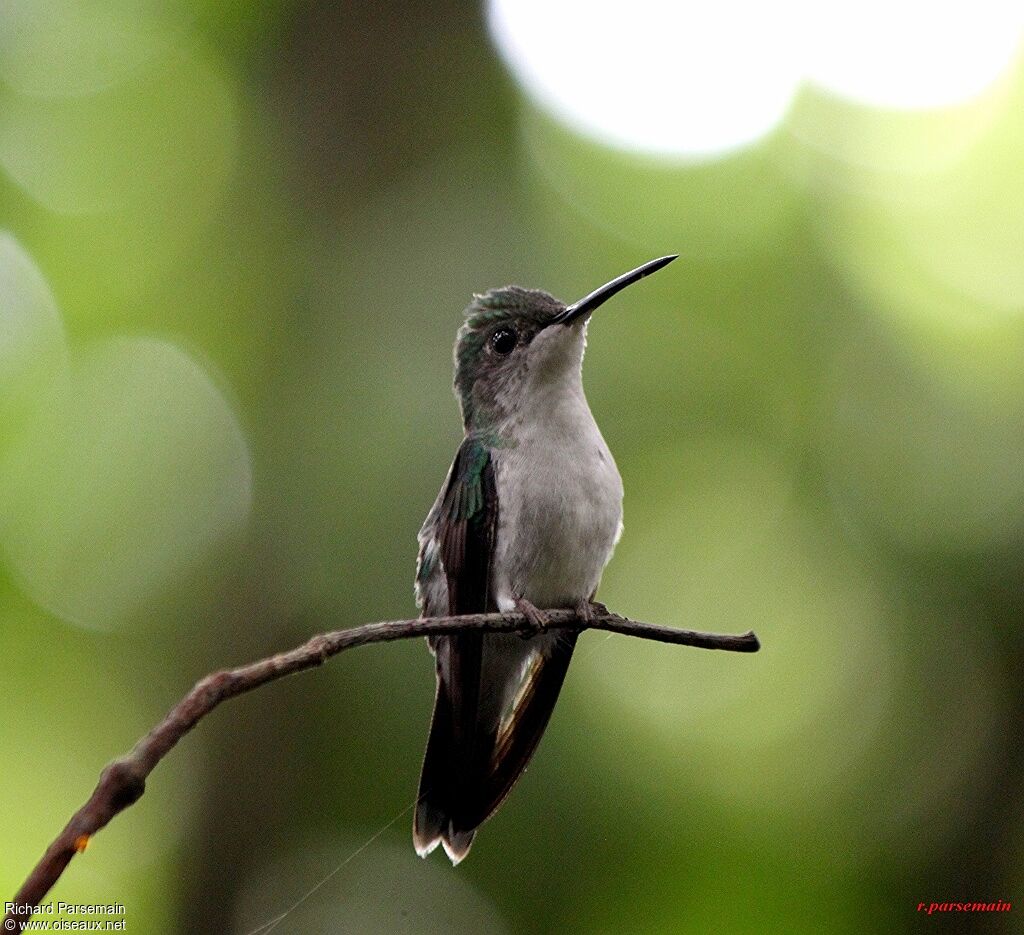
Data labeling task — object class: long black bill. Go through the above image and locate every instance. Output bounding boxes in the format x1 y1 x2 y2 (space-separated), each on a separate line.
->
555 254 678 326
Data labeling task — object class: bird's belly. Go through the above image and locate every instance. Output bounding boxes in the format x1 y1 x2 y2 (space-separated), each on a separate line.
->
491 440 623 610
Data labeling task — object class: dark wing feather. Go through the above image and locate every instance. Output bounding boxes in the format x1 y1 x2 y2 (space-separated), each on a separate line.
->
414 436 497 861
438 438 495 615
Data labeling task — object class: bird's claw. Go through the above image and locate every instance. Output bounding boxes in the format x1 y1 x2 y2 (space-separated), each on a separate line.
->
575 600 596 625
514 598 551 638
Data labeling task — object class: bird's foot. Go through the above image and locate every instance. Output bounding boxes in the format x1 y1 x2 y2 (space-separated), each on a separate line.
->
514 597 551 638
575 599 596 625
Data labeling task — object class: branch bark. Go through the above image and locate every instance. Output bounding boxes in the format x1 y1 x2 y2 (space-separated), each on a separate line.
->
4 606 758 929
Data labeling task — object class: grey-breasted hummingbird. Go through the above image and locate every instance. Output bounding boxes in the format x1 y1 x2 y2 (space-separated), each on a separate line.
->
412 255 678 863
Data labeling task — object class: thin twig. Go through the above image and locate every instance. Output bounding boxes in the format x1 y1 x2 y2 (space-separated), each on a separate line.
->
3 607 758 929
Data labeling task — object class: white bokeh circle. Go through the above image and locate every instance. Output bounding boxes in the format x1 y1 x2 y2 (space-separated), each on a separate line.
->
0 336 253 628
488 0 1024 157
488 0 802 157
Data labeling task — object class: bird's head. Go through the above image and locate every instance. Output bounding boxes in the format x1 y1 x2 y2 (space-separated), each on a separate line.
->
453 256 676 429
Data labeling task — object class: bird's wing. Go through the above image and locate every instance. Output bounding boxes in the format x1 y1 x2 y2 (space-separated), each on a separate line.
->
415 434 498 733
414 434 497 622
414 435 499 859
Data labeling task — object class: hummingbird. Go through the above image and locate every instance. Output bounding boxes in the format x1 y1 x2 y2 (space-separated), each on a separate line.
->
412 255 678 864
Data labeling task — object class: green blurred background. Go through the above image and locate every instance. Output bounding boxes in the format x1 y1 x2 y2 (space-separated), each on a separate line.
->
2 1 1023 932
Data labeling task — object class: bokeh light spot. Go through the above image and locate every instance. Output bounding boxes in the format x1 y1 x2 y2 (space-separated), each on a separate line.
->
490 0 1024 161
488 0 801 157
0 36 236 216
0 0 175 97
0 336 253 629
0 231 66 401
802 0 1024 109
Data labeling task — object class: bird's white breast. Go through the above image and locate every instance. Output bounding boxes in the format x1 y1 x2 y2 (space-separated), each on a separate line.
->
490 387 623 612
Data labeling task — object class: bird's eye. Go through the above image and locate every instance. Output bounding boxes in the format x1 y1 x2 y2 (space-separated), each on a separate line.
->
490 327 517 355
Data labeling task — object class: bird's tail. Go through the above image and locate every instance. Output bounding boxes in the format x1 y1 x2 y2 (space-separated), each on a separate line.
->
413 629 577 864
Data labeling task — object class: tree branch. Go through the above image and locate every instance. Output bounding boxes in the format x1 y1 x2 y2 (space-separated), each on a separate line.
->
4 607 758 929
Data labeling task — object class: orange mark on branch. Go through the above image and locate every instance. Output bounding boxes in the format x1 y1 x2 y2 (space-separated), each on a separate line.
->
73 835 90 853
